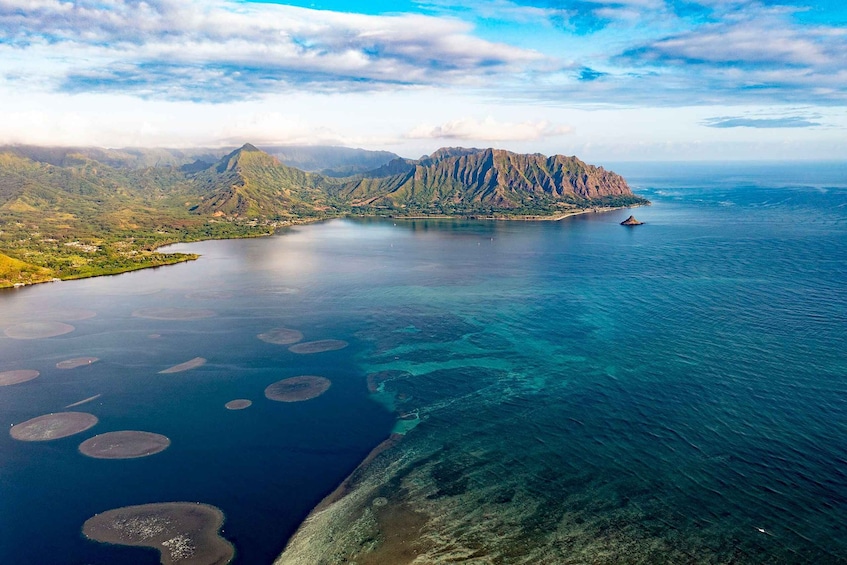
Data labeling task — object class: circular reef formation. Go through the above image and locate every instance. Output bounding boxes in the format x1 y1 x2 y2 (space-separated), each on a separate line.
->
0 369 40 386
56 357 100 369
159 357 206 374
288 340 348 354
79 431 171 459
10 412 99 441
132 308 216 321
257 327 304 345
265 376 331 402
83 502 234 565
224 399 252 410
4 321 75 339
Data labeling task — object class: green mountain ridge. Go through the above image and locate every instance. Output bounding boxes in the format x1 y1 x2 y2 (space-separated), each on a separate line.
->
189 144 335 218
190 144 643 217
0 143 647 287
330 147 638 214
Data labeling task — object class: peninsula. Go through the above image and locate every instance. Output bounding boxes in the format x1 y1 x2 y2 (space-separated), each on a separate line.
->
0 144 648 288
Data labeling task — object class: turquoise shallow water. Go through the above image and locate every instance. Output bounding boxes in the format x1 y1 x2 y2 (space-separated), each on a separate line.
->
1 162 846 563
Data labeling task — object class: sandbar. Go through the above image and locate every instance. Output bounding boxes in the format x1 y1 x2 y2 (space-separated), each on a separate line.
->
57 357 100 369
0 369 40 386
160 357 206 374
66 394 102 408
288 340 348 354
225 399 252 410
265 376 331 402
258 328 304 345
4 321 75 339
83 502 234 565
10 412 98 441
132 308 216 320
79 430 171 459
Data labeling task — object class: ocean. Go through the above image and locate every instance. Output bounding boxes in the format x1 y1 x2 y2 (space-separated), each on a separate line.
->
1 162 845 563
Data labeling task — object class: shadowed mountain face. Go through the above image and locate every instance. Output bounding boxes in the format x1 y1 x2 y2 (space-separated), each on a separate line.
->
0 145 228 170
0 144 398 175
263 145 399 177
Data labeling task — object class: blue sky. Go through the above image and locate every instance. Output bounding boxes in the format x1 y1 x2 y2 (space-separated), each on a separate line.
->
0 0 845 160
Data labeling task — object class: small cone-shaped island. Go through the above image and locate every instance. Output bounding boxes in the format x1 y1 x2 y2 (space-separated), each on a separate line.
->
620 215 644 226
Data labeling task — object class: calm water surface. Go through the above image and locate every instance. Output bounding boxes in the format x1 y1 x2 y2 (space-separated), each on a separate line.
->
1 162 845 563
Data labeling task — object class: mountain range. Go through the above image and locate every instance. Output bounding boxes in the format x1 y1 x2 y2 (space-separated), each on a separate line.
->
0 143 647 287
0 144 398 174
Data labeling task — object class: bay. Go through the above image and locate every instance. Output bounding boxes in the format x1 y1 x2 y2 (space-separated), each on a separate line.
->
1 162 846 563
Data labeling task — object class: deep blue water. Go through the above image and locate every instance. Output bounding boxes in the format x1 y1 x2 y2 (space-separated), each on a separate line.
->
1 162 846 563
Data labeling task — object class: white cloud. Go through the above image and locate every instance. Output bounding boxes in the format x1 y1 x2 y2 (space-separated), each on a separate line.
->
644 21 840 66
407 116 573 141
0 0 845 161
0 0 544 100
614 8 847 105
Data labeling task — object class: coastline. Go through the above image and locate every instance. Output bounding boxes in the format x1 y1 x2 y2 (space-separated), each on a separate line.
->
0 204 645 291
0 215 315 291
0 253 201 291
389 203 646 222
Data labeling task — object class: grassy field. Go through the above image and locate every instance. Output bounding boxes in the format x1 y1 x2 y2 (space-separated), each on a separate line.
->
0 251 53 287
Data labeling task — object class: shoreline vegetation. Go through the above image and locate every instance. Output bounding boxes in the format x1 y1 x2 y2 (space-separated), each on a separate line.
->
386 202 647 221
0 143 648 289
0 203 646 290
